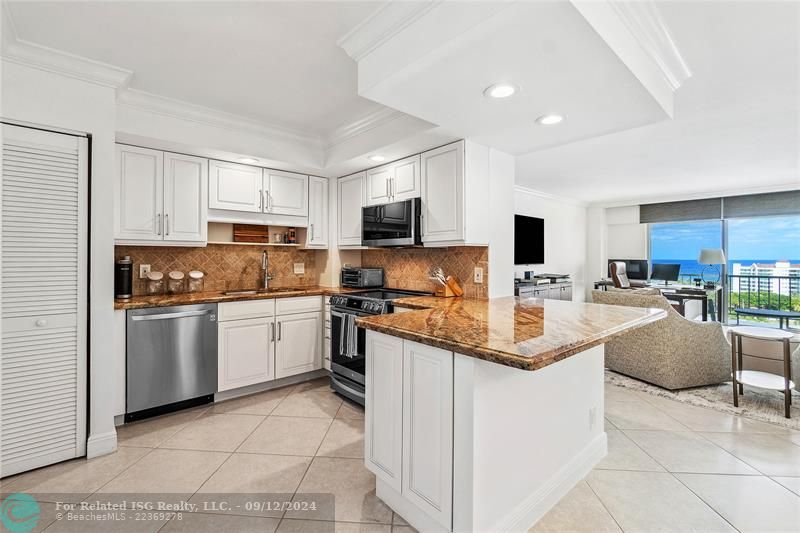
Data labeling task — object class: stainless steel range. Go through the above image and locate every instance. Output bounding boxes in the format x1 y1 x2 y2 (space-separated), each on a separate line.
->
329 288 431 405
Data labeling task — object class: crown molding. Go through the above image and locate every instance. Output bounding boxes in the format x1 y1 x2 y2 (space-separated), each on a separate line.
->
570 0 691 117
117 89 324 149
324 107 406 149
607 0 692 91
1 3 132 89
515 185 589 208
338 1 442 62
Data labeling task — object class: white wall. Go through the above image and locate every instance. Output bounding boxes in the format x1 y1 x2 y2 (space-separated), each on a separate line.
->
488 149 515 298
2 61 118 457
514 187 589 301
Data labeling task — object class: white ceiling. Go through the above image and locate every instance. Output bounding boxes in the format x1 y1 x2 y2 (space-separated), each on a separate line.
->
348 1 671 157
515 1 800 205
4 1 387 138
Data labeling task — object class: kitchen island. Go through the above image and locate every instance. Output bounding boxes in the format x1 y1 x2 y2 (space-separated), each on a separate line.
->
356 296 665 532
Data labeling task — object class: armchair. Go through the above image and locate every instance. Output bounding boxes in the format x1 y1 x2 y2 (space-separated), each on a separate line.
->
591 290 731 389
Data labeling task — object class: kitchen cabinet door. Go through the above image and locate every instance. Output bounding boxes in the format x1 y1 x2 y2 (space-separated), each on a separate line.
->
307 176 329 248
365 164 393 206
115 145 163 241
208 160 262 213
402 340 453 530
365 331 404 493
391 155 421 202
163 152 208 243
265 170 308 217
275 311 321 379
560 284 573 301
218 317 274 392
421 141 464 244
338 172 366 247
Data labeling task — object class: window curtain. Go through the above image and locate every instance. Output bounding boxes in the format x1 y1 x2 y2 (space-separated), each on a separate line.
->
639 190 800 223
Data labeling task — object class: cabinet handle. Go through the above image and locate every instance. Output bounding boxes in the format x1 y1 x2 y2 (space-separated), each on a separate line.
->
385 179 389 198
390 178 394 200
259 190 263 211
277 321 282 341
310 223 314 240
157 214 162 235
271 321 275 341
165 214 169 236
265 191 271 212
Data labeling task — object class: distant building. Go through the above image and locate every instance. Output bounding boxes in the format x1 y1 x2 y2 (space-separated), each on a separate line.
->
731 261 800 295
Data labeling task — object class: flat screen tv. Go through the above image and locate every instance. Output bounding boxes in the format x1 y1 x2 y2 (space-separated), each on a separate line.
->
514 215 544 265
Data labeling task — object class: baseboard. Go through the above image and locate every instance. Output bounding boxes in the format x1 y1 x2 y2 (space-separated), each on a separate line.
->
86 430 118 459
492 432 608 532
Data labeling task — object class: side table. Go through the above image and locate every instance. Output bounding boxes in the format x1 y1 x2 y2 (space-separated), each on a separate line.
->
730 326 795 418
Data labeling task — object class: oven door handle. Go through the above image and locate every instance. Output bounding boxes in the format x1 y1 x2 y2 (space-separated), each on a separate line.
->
331 375 366 400
332 310 348 357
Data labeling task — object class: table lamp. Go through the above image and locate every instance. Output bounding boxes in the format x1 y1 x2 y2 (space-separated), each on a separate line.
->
698 248 726 284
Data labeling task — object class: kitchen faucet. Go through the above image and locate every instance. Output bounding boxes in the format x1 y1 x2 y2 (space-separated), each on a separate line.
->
261 250 273 290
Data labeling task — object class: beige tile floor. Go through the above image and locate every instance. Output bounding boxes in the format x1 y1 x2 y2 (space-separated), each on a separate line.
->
3 378 799 532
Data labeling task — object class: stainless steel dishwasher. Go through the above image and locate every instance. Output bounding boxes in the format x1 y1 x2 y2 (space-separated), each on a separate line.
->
126 303 217 422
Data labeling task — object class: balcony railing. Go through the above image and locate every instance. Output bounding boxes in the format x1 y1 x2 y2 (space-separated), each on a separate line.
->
727 274 800 327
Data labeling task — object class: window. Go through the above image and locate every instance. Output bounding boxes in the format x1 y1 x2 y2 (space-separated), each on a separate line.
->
727 216 800 325
649 220 723 284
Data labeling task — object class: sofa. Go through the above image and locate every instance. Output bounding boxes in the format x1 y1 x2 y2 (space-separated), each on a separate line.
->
591 289 732 389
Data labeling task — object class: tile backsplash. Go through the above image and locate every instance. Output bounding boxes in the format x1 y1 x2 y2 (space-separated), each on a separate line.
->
116 244 318 295
361 246 489 297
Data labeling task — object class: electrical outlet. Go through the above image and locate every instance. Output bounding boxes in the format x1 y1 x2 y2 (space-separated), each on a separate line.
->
473 267 484 284
139 264 151 279
294 263 305 275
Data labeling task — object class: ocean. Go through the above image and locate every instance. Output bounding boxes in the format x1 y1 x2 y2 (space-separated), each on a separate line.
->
652 259 800 279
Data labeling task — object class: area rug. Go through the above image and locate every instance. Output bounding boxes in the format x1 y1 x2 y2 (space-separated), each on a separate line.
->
605 370 800 430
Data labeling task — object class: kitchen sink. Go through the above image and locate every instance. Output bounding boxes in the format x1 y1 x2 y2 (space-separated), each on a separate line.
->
223 288 305 296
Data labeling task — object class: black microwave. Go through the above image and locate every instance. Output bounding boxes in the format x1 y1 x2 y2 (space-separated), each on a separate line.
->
362 197 422 247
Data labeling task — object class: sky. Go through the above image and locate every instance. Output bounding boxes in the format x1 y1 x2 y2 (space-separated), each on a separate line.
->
650 216 800 261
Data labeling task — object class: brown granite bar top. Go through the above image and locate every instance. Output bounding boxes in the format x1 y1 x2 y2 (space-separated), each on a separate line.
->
356 296 666 371
114 286 361 310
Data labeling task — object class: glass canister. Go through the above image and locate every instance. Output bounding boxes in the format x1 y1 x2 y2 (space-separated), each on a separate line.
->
167 271 185 294
146 271 164 295
187 270 205 293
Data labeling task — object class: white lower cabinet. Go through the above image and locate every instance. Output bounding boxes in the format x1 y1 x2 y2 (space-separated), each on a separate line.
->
365 331 454 530
217 297 322 392
275 311 322 379
365 333 404 492
402 341 453 529
218 317 274 392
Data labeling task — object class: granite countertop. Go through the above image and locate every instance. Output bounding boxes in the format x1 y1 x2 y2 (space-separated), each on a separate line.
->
357 296 666 371
114 286 361 310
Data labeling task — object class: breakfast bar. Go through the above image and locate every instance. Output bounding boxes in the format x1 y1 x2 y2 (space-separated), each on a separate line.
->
356 296 665 532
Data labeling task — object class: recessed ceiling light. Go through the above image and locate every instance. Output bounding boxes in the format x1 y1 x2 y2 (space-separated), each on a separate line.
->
368 155 386 162
483 83 517 99
536 114 565 126
239 157 259 164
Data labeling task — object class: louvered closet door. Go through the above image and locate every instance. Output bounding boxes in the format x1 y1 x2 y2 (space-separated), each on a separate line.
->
1 124 88 477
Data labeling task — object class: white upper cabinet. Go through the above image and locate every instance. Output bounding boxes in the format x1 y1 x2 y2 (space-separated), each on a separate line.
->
365 165 393 206
115 145 208 245
391 155 421 202
208 160 262 213
115 145 163 241
307 176 329 248
265 170 308 217
338 171 366 247
421 140 488 246
365 155 421 206
163 153 208 242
